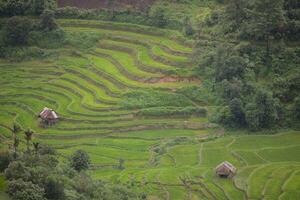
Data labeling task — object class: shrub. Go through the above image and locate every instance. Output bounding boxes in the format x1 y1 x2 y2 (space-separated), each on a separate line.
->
70 150 90 172
4 161 31 181
0 150 10 172
3 16 33 46
44 176 65 200
6 179 46 200
39 9 57 31
149 6 168 28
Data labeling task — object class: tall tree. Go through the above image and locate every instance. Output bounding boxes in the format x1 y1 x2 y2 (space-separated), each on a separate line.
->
225 0 247 26
246 0 286 61
11 123 21 158
33 142 40 155
24 129 34 152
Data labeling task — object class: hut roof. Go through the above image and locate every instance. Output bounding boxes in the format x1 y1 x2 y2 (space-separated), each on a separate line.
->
215 161 236 174
39 107 58 120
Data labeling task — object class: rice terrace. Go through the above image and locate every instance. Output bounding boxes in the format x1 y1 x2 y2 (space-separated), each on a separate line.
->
0 0 300 200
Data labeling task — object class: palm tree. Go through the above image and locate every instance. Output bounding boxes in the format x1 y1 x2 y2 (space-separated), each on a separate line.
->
33 142 40 156
11 123 21 158
13 136 19 158
24 129 34 152
11 123 21 140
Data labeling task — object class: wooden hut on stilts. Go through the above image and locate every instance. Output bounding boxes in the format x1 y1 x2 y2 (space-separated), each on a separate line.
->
38 107 59 127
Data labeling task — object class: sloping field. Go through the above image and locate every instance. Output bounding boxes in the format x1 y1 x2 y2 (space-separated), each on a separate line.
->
0 20 300 199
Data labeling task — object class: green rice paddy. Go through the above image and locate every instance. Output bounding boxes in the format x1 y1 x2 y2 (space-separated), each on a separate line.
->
0 19 300 199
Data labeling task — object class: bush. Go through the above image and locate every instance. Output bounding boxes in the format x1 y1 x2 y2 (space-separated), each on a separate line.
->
149 6 168 28
6 179 46 200
3 16 33 46
44 176 65 200
0 150 10 172
65 31 102 50
4 161 31 181
28 29 65 49
70 150 90 172
39 9 57 31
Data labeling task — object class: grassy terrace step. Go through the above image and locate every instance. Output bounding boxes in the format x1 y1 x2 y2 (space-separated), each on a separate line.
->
0 101 210 134
0 95 133 120
98 39 178 72
99 36 190 69
54 75 119 104
0 99 134 125
263 166 295 200
104 35 190 63
58 19 193 53
86 54 197 89
33 122 211 139
280 170 300 200
247 165 278 199
64 26 193 56
92 47 160 80
50 79 116 108
52 117 208 129
38 118 209 133
0 91 126 117
57 56 123 95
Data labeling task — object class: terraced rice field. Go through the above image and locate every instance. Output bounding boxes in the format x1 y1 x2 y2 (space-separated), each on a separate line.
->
0 20 300 199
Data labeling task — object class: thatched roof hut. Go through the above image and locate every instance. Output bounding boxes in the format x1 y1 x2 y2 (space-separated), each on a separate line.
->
215 161 236 178
38 107 59 125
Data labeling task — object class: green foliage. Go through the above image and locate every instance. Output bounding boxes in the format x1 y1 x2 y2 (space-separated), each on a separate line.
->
215 55 246 81
0 151 10 172
7 179 46 200
31 0 56 15
65 31 102 50
3 16 33 46
0 13 63 59
242 0 286 41
121 89 193 109
149 5 168 28
44 176 65 200
3 0 30 16
28 29 65 49
225 0 247 26
137 106 207 117
54 5 183 30
0 0 56 16
70 150 90 172
293 97 300 121
229 97 246 126
5 161 31 181
245 102 260 131
182 17 194 36
40 9 57 31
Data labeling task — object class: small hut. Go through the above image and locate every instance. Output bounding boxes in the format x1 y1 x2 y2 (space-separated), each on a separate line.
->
215 161 236 178
38 107 59 126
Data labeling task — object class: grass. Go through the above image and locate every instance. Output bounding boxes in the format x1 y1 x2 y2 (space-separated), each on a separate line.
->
0 19 299 199
0 175 9 200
